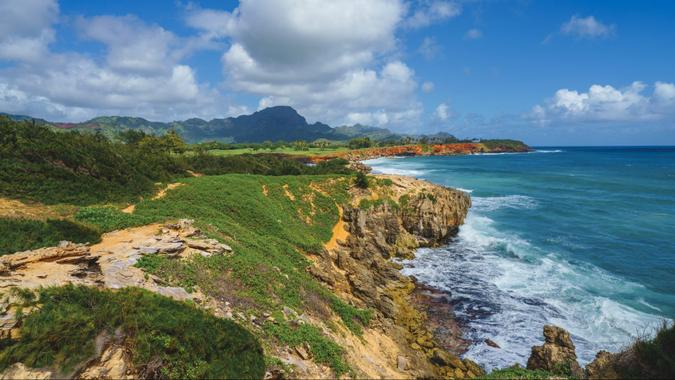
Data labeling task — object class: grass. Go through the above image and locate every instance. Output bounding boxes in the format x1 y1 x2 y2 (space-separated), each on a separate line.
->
263 320 349 376
4 173 371 375
0 285 265 379
483 365 556 379
108 174 369 374
207 146 348 157
75 206 156 232
630 321 675 378
0 217 100 255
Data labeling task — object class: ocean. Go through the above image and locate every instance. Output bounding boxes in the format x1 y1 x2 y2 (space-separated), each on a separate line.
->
365 146 675 370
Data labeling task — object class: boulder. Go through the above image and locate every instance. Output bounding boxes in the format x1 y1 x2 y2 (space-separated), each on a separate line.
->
527 325 584 378
0 363 52 380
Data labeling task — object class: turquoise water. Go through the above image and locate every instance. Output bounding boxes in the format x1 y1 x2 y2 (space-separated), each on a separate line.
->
365 147 675 369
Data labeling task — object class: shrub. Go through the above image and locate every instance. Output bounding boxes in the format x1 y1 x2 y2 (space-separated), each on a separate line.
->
75 206 156 232
0 285 265 379
0 218 100 255
354 172 369 189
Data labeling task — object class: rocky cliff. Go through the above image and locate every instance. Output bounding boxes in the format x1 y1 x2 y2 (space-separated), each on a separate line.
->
309 142 531 163
309 174 483 378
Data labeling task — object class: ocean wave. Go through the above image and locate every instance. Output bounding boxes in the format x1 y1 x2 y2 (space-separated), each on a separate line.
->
532 149 563 153
399 212 663 371
369 167 426 176
457 188 474 194
472 195 538 212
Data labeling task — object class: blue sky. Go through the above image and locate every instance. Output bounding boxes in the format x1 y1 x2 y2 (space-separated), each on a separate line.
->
1 0 674 145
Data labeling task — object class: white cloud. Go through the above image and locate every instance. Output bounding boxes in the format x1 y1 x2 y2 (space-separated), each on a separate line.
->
654 82 675 103
190 0 424 129
435 102 450 120
404 1 461 29
418 37 441 60
465 28 482 39
0 11 242 121
561 15 614 39
422 81 435 93
76 15 180 73
531 81 675 124
0 0 58 61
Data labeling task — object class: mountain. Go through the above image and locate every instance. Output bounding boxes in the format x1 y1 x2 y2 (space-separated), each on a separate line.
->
2 106 409 143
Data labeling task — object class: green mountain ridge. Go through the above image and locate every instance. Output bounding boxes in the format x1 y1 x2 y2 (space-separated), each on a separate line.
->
2 107 405 143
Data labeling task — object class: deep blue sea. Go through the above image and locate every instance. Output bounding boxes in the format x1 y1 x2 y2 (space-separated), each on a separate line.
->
365 147 675 370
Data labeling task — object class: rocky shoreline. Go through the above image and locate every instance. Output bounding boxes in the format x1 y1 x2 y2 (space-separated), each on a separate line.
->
307 142 532 164
0 165 661 379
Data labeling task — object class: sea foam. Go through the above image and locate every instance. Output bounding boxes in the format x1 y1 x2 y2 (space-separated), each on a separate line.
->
399 209 663 370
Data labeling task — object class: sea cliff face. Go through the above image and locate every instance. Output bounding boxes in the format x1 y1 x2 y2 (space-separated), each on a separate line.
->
309 174 484 378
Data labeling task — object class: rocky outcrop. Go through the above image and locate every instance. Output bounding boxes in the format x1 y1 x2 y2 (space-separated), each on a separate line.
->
0 363 52 380
309 174 480 378
0 219 238 378
527 325 584 378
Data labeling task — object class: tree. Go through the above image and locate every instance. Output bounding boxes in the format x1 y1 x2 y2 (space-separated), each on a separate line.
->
348 137 372 149
355 172 369 189
293 140 309 151
313 139 330 150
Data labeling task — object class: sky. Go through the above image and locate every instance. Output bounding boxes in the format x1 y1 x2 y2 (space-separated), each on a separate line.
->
1 0 674 145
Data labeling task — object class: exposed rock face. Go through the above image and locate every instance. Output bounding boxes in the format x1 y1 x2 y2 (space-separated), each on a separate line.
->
79 345 135 379
527 325 584 378
309 174 480 378
586 350 622 379
0 363 52 379
0 219 236 378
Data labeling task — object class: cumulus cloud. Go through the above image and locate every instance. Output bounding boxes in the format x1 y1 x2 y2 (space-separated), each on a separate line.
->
530 81 675 125
435 102 450 121
0 8 240 121
465 28 482 39
418 37 441 60
76 15 180 73
422 81 435 93
561 15 614 39
189 0 424 129
0 0 58 61
404 0 461 29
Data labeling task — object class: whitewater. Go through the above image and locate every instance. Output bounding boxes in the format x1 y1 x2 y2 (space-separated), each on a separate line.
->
366 147 675 370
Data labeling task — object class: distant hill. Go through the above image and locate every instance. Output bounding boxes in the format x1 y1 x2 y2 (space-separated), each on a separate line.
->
2 107 410 143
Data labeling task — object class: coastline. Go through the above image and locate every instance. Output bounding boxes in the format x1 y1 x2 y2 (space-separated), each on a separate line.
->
361 151 674 379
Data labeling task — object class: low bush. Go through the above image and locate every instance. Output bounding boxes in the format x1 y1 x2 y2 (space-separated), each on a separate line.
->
75 206 156 232
0 285 265 379
0 218 100 255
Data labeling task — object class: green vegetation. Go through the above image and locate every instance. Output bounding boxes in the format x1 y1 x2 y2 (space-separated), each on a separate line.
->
0 285 265 379
98 174 369 374
483 365 556 379
480 139 530 151
0 117 185 205
358 198 399 211
0 218 100 255
186 154 352 176
206 145 348 156
75 206 155 233
629 321 675 379
264 321 348 375
354 172 369 189
347 137 373 149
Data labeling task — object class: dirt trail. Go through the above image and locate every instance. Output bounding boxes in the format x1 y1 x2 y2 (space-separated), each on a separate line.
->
152 182 184 200
282 184 296 201
324 205 348 251
121 183 184 214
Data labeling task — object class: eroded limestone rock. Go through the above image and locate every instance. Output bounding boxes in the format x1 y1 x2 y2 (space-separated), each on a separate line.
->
527 325 584 378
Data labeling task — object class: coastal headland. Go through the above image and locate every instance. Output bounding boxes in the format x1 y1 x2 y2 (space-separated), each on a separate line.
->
0 117 670 379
